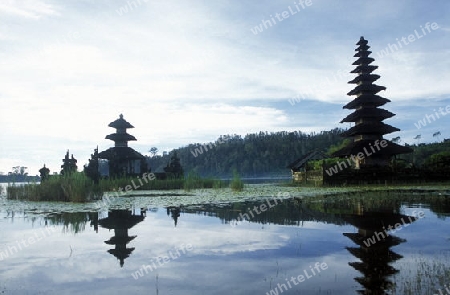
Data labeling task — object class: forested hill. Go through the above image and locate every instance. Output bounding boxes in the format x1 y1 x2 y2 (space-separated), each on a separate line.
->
148 128 345 178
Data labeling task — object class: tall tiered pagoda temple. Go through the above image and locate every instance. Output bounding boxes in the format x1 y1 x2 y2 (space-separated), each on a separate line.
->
98 114 148 177
332 37 412 168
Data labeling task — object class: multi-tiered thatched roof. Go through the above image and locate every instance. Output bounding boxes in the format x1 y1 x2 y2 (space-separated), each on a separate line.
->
332 37 412 163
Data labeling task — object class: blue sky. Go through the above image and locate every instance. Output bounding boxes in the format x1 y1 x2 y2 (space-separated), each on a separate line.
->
0 0 449 175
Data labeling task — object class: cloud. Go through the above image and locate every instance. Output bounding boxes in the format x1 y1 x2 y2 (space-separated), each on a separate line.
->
1 0 449 173
0 0 59 19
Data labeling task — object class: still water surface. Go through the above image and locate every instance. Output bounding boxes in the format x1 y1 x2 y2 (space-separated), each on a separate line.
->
1 188 449 294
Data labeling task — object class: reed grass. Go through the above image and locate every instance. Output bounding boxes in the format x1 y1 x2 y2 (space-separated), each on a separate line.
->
183 172 223 191
183 172 203 192
6 173 101 202
6 171 223 202
389 252 450 295
230 170 244 192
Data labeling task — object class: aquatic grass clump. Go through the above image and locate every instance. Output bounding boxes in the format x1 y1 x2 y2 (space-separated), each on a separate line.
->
98 177 133 193
183 172 221 191
6 171 224 202
59 172 102 202
6 182 40 201
6 172 101 202
97 176 183 193
184 172 201 192
230 170 244 192
389 252 450 294
212 179 224 189
144 179 184 190
98 172 220 193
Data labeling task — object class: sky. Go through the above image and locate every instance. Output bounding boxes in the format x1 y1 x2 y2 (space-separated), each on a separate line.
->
0 0 449 175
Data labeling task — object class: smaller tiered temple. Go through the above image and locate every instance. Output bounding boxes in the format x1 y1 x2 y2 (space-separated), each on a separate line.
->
332 37 412 169
61 150 77 175
98 114 148 177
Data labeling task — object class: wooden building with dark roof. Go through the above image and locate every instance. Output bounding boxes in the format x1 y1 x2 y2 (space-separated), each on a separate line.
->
287 150 329 183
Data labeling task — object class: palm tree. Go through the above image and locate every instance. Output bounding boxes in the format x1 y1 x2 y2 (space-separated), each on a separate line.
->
433 131 441 142
149 147 158 157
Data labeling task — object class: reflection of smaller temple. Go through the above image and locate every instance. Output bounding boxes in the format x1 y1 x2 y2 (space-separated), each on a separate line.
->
98 210 144 267
167 206 181 227
341 204 416 294
89 212 99 233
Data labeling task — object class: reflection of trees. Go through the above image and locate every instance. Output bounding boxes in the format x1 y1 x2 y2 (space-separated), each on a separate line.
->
19 191 444 233
177 191 449 226
41 212 98 234
19 191 443 233
181 198 346 226
98 210 144 267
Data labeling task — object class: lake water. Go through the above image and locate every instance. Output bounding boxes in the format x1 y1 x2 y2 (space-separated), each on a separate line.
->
1 185 449 294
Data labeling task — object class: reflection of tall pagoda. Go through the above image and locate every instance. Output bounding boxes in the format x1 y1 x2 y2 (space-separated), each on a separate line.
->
341 204 416 294
332 37 412 168
98 114 148 177
98 210 145 267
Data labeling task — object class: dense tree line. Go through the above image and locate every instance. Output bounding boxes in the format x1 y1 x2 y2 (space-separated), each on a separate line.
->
147 128 345 178
0 166 40 183
146 130 450 179
3 130 446 183
398 141 450 167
